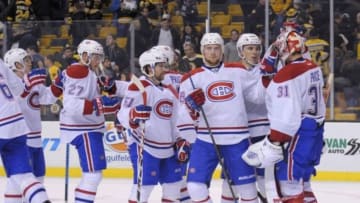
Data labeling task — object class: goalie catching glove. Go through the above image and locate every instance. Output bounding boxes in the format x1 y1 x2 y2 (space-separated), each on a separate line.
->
175 138 191 163
242 136 284 168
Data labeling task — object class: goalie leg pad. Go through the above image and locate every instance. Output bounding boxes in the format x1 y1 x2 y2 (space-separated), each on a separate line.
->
187 182 212 203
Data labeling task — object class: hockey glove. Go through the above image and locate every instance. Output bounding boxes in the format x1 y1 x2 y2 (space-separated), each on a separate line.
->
129 105 152 129
93 96 121 116
260 44 278 76
98 75 116 94
241 136 284 168
24 68 47 90
175 138 191 163
185 88 205 112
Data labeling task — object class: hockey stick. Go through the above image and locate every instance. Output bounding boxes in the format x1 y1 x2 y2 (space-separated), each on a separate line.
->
64 143 70 202
131 74 147 203
188 76 238 203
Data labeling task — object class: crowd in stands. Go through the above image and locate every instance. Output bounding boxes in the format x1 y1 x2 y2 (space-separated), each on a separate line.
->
0 0 359 119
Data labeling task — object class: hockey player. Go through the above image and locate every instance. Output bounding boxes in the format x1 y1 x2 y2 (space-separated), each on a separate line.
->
242 30 326 203
178 32 266 203
0 59 51 203
235 33 270 202
3 48 57 202
117 48 189 202
49 39 121 202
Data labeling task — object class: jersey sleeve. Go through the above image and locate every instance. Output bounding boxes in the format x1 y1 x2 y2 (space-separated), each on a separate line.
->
115 80 129 98
36 84 58 105
1 60 24 96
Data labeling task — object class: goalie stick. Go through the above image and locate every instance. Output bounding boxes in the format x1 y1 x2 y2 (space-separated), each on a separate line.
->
131 74 147 203
188 76 238 203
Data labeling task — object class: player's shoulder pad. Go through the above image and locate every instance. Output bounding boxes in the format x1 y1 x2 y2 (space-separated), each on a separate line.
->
273 59 318 83
128 80 152 91
181 68 204 83
66 64 89 78
224 62 247 70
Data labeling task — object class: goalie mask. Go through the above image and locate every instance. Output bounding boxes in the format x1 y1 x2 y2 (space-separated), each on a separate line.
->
276 31 305 64
139 49 167 77
4 48 31 73
236 33 262 67
77 39 104 65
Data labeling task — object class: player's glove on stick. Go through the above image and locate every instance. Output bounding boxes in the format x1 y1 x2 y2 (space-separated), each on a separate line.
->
93 96 121 116
98 75 116 94
185 88 205 112
242 136 284 168
129 105 152 129
175 138 191 163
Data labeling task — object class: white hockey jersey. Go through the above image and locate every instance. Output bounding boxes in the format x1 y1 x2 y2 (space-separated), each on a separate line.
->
17 84 57 147
162 71 183 92
177 63 266 145
0 59 29 139
244 65 270 137
266 59 326 138
117 78 180 159
53 63 105 143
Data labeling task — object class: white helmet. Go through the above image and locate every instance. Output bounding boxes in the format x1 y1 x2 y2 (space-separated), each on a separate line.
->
236 33 262 55
236 33 262 66
276 30 305 63
4 48 30 72
151 45 175 66
77 39 104 65
200 32 224 54
139 49 167 77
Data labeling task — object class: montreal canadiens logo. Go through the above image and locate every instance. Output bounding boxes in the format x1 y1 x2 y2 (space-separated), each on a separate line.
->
155 100 173 119
207 81 235 102
28 92 40 109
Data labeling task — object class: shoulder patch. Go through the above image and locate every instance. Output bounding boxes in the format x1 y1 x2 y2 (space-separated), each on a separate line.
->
66 64 89 78
128 80 152 91
181 68 204 83
273 60 318 83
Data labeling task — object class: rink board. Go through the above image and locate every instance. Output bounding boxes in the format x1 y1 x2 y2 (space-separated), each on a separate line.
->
1 121 360 181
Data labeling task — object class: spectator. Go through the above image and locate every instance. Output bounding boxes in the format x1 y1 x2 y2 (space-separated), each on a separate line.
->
246 0 266 34
69 0 90 46
178 41 202 72
56 46 78 70
151 13 181 50
104 34 130 76
270 0 292 37
137 6 153 46
87 0 104 20
26 45 45 69
102 56 117 79
126 19 150 58
180 23 200 54
224 29 241 63
44 54 60 85
178 0 198 26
